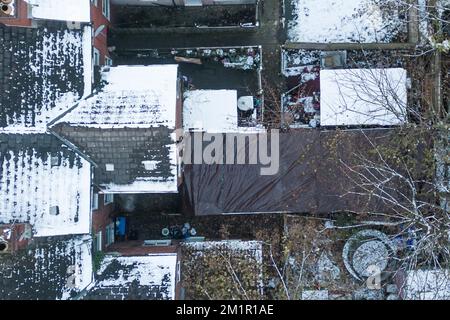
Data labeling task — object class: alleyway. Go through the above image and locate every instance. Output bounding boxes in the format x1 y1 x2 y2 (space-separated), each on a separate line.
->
109 0 285 94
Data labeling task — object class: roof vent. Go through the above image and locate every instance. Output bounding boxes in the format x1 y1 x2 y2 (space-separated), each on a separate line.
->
51 156 60 167
67 21 81 30
142 160 158 171
1 4 12 15
49 206 60 216
106 164 115 171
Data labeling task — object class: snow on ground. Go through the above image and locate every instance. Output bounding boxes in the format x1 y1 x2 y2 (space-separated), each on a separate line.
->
183 90 238 133
27 0 91 22
404 269 450 300
55 65 178 129
0 149 91 237
94 254 178 300
282 50 320 77
320 68 407 126
287 0 405 43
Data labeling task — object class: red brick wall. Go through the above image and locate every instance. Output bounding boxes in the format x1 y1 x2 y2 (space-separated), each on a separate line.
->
176 79 183 187
0 0 32 27
92 193 116 250
91 0 112 66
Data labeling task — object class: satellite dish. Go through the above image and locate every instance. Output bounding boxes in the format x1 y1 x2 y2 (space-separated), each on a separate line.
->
237 96 254 111
94 25 106 37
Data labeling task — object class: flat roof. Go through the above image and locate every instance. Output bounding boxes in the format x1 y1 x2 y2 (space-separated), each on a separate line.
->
29 0 91 22
183 90 238 133
320 68 407 126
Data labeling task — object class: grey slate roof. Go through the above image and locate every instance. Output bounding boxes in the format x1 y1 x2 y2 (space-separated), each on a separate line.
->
0 235 92 300
0 132 79 164
53 124 177 192
84 255 177 300
0 24 90 130
49 65 179 193
0 133 91 237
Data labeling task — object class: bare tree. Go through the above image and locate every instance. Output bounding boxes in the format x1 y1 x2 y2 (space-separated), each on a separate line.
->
335 127 450 298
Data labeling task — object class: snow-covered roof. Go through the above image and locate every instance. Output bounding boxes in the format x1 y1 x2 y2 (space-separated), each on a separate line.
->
56 65 179 129
0 235 93 300
53 65 180 194
287 0 405 43
86 254 178 300
403 269 450 300
183 90 238 133
27 0 91 23
320 68 407 126
0 25 92 133
0 134 91 237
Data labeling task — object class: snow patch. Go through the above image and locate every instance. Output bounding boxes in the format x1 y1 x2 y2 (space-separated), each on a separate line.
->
404 269 450 300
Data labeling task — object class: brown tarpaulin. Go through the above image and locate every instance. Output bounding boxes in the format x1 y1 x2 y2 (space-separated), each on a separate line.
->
183 128 408 215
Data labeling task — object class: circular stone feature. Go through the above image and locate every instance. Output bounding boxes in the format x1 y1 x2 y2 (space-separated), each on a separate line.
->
352 240 389 277
0 240 8 252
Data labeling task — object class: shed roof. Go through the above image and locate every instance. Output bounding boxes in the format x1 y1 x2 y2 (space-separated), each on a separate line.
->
320 68 407 126
182 128 410 215
183 90 238 133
